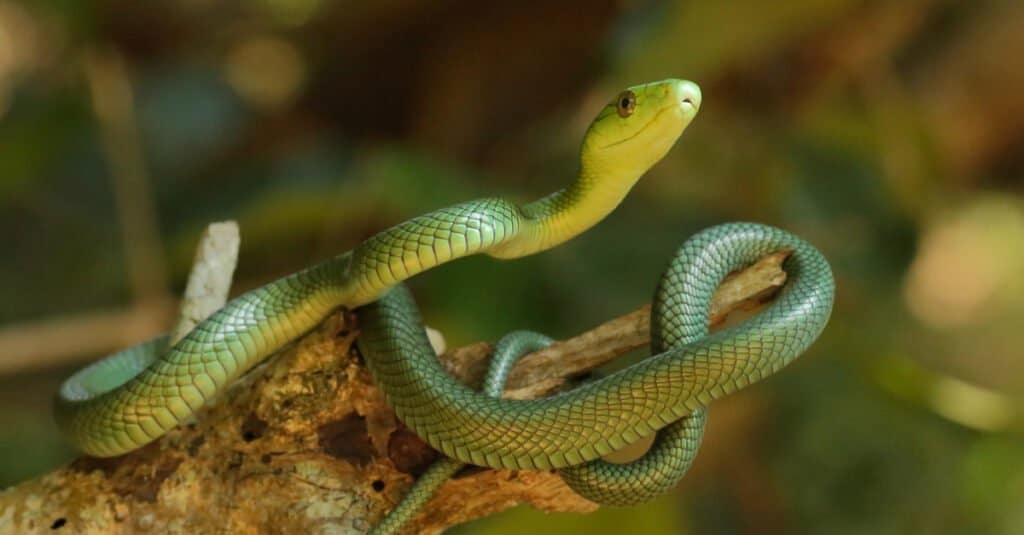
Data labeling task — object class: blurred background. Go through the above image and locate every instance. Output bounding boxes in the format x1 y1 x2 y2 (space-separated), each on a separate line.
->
1 0 1022 533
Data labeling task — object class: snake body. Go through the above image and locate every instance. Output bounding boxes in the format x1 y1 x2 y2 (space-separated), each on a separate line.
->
360 222 834 471
357 224 832 503
56 78 701 456
55 78 834 532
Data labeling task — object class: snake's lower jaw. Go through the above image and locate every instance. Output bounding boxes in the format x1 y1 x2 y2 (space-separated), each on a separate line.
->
643 80 700 163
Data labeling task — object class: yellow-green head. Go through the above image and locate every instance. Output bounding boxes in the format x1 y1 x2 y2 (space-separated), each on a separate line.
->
580 78 701 184
496 79 701 259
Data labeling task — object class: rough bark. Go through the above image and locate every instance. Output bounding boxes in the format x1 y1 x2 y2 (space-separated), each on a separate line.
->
0 246 789 534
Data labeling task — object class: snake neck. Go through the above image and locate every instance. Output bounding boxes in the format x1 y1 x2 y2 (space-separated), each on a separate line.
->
491 165 642 259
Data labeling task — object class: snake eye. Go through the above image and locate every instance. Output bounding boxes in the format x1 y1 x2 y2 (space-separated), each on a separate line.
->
616 90 636 118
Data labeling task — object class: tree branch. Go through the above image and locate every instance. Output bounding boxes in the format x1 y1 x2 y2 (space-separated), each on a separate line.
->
0 244 788 534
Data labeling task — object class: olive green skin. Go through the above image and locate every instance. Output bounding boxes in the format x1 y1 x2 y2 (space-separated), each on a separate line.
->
54 79 833 534
358 223 833 473
362 222 832 534
57 79 703 457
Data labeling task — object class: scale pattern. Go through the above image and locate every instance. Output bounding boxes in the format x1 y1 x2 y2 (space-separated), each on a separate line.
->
559 409 706 506
359 223 832 531
52 80 834 535
369 331 554 534
55 196 529 457
56 78 709 459
356 223 834 471
361 223 832 532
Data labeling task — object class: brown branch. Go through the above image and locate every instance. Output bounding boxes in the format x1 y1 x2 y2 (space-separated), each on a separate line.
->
0 248 788 534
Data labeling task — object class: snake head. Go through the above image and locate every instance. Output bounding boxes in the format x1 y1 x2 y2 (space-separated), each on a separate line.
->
580 79 700 181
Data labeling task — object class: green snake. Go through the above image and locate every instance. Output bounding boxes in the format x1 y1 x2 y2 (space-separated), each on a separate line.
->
361 221 832 532
55 78 834 530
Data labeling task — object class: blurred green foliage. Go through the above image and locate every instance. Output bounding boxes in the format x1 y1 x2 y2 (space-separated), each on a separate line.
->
1 0 1023 533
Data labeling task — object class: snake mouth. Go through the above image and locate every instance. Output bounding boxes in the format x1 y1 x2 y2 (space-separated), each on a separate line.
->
676 80 701 112
599 104 677 149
